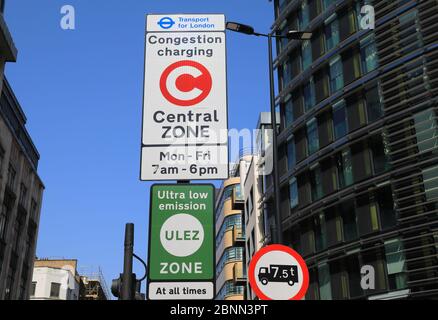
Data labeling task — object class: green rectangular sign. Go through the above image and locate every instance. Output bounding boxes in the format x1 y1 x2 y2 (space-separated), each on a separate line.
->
148 184 215 282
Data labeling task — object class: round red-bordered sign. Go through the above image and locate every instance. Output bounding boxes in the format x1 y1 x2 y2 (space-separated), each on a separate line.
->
159 60 212 107
248 244 309 300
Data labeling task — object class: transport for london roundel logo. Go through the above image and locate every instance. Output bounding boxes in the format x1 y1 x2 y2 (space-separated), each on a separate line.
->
248 244 309 300
159 60 213 107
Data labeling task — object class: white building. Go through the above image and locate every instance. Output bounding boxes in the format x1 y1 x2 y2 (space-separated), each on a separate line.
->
30 259 81 300
241 112 277 300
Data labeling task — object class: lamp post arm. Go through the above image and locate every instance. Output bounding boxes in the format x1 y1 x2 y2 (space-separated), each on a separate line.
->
267 33 283 244
253 32 291 40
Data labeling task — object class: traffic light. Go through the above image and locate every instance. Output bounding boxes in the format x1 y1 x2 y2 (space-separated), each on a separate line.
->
111 224 147 300
111 274 122 298
111 273 143 300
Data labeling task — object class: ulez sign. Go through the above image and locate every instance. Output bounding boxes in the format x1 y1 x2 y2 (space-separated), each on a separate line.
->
147 184 215 300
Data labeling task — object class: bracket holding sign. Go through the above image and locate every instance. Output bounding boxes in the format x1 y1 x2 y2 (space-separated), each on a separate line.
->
147 184 215 300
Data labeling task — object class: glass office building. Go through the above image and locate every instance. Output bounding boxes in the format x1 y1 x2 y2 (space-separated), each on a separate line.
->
270 0 438 299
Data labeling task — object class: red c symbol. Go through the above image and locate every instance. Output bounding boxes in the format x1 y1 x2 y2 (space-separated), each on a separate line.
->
160 60 212 107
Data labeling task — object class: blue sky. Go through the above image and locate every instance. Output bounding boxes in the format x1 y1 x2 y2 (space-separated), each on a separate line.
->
3 0 274 291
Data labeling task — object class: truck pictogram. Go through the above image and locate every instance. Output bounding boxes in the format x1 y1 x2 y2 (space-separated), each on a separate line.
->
258 264 298 286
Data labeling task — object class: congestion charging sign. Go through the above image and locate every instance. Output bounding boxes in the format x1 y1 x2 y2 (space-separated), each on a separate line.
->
141 14 229 181
147 184 215 300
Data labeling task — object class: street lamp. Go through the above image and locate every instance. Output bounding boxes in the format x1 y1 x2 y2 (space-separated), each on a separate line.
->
226 21 312 244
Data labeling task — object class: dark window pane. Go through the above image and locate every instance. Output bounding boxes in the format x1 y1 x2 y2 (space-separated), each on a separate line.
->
50 282 61 298
351 143 372 182
340 200 358 241
310 166 323 201
299 0 310 30
378 186 397 229
360 35 378 73
302 40 313 70
287 137 296 170
337 149 353 188
346 255 363 298
289 178 298 209
371 134 391 174
356 195 380 236
365 84 383 122
325 14 340 51
315 212 327 251
307 118 319 154
329 55 344 93
333 100 348 139
304 78 316 111
284 97 294 128
318 263 332 300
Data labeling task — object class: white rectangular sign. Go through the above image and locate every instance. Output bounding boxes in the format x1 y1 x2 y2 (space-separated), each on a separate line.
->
148 282 214 300
147 14 226 32
142 32 228 146
140 145 229 181
141 14 229 181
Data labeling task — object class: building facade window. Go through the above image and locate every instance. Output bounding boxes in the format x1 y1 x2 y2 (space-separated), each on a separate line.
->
318 263 332 300
310 166 323 201
302 40 313 70
303 78 316 111
284 96 294 128
298 0 310 30
333 100 348 139
370 134 391 174
365 84 384 122
0 203 10 241
7 164 16 190
422 165 438 201
12 214 24 253
314 212 327 251
323 0 335 10
215 214 242 248
282 59 293 89
336 149 353 188
384 238 407 290
216 280 244 300
0 146 4 174
378 186 397 229
30 281 37 297
50 282 61 298
325 14 340 51
289 177 298 209
19 183 27 207
329 55 344 93
340 201 358 241
414 108 438 154
216 185 237 221
216 247 244 278
287 136 296 170
30 199 38 221
360 35 378 73
307 118 319 155
356 195 380 236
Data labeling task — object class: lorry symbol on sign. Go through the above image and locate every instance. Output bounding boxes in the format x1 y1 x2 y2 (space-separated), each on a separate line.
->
158 17 175 29
160 60 212 107
258 264 299 287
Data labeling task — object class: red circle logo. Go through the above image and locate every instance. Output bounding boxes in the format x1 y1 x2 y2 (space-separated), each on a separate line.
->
159 60 212 107
248 245 309 300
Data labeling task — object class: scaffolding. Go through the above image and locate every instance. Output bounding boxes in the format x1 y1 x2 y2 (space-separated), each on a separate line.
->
77 266 111 300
